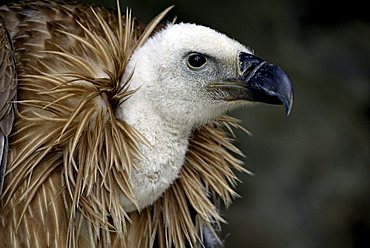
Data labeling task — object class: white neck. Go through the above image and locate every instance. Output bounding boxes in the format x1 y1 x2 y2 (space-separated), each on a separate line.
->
122 92 193 137
116 92 193 211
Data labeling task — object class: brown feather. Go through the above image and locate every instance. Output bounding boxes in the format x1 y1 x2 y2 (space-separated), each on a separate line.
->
0 12 17 196
0 1 248 247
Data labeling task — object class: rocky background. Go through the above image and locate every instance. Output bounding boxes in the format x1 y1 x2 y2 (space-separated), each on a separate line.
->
2 0 369 247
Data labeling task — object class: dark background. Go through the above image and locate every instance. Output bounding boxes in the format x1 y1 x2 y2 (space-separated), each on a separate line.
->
1 0 369 247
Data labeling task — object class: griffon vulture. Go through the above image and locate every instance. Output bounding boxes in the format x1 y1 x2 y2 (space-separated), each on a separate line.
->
0 1 293 247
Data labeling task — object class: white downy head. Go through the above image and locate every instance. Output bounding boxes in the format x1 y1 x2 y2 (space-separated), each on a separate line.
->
118 23 252 129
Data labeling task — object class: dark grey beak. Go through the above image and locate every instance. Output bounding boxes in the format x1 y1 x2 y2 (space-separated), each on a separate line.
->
238 52 294 115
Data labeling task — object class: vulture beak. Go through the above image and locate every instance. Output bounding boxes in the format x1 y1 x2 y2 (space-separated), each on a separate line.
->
237 52 294 115
209 52 294 115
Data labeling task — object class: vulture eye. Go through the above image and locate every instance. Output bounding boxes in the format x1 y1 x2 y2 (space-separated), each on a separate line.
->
187 53 207 69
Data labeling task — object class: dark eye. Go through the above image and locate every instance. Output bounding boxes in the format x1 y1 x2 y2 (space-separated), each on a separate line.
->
187 53 207 69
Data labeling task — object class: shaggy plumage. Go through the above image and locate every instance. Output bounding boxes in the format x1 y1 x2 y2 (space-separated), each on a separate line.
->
0 1 292 247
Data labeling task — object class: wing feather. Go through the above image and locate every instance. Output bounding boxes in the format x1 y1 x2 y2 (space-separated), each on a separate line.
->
0 16 17 194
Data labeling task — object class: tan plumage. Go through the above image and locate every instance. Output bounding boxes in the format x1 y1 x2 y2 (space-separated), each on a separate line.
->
0 1 250 247
0 13 16 195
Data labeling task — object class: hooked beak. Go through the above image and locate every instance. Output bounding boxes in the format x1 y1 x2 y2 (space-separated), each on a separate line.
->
238 52 293 115
209 52 294 115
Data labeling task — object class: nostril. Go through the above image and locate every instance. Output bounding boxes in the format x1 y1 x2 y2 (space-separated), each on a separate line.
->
238 52 265 78
240 63 255 77
240 61 267 83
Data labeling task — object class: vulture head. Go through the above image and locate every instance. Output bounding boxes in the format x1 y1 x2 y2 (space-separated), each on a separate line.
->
120 23 293 127
116 23 293 211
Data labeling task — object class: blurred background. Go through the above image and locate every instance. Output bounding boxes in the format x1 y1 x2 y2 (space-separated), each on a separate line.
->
2 0 369 247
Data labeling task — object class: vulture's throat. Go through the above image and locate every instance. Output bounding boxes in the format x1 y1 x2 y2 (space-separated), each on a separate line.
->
117 94 193 211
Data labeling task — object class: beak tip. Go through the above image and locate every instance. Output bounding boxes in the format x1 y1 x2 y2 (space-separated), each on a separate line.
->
273 66 293 116
285 101 293 116
282 93 293 116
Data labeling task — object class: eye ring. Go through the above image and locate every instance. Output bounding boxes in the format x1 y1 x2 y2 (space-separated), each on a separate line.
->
187 53 207 69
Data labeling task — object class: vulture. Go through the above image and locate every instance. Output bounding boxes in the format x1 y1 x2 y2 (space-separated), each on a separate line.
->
0 1 293 247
